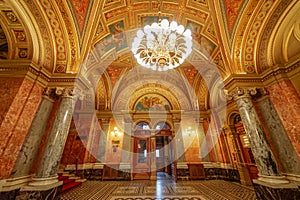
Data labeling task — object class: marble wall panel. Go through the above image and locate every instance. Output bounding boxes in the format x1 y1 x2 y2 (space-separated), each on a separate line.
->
203 119 217 162
90 125 101 163
268 80 300 159
0 78 23 125
0 79 43 178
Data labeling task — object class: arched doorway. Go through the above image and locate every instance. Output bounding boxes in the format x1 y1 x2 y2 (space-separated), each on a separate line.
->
132 122 151 180
154 122 175 180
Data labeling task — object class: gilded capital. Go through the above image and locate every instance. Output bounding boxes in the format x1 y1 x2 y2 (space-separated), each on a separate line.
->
55 87 74 98
42 87 57 101
227 87 258 100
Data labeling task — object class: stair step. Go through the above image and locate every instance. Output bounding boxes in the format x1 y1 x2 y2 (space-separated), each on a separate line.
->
62 181 82 192
58 176 69 181
62 178 75 184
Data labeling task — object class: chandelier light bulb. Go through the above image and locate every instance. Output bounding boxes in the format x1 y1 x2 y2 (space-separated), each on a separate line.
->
131 19 193 71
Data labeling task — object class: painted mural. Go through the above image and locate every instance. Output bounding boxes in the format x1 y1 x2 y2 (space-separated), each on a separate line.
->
135 94 171 111
96 20 127 56
223 0 244 33
69 0 91 32
186 20 216 57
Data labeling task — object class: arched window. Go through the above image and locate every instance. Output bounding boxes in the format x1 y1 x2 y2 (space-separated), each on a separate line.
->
135 122 150 130
155 122 170 130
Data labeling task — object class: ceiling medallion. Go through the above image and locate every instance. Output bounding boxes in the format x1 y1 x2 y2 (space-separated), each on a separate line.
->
131 19 193 71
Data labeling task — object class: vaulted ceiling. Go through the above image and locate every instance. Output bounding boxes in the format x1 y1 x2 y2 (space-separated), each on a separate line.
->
1 0 300 111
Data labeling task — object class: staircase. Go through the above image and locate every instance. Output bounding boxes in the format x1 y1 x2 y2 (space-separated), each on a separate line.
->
57 172 86 192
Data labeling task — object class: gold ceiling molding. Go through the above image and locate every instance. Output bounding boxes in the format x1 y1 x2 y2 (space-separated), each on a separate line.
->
0 8 31 61
241 0 278 74
223 60 300 93
56 0 79 73
257 0 295 72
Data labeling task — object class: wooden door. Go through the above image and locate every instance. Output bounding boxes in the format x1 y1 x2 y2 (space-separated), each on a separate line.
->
133 130 151 179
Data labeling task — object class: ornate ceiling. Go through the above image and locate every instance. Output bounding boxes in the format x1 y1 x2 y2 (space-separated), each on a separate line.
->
1 0 300 111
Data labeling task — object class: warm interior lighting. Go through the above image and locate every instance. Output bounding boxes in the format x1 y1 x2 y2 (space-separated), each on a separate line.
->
131 19 192 71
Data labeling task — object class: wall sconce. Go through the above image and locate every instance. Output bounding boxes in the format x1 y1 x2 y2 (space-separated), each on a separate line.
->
111 127 121 152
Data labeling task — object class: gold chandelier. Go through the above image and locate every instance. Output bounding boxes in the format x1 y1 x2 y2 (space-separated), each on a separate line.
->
131 18 192 71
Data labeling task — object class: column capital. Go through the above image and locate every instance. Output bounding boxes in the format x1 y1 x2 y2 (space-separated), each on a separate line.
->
227 87 261 100
55 87 73 98
42 88 57 101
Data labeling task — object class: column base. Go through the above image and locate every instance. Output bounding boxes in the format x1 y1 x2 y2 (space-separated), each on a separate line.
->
0 175 32 200
28 176 59 186
19 181 63 200
253 179 300 200
257 174 289 184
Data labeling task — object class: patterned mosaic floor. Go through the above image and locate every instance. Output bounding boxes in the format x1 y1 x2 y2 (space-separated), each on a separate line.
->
60 179 256 200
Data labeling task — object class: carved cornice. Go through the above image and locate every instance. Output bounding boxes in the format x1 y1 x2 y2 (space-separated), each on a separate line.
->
223 61 300 92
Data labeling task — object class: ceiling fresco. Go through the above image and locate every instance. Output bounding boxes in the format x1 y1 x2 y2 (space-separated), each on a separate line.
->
1 0 299 111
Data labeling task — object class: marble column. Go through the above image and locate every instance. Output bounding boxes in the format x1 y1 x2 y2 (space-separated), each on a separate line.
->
229 87 288 184
11 88 56 178
97 119 109 163
198 121 210 162
30 88 75 185
257 94 300 175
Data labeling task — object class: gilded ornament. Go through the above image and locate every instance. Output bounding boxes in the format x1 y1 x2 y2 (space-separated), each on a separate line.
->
5 11 18 22
18 48 28 58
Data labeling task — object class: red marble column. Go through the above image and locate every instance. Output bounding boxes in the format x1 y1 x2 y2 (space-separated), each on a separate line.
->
0 78 43 179
268 80 300 159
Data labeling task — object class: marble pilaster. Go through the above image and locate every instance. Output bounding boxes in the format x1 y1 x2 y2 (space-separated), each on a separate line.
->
11 88 56 178
97 120 109 163
121 120 132 164
257 96 300 175
0 78 43 179
229 87 287 184
33 88 75 182
268 80 300 160
173 122 185 162
198 122 210 162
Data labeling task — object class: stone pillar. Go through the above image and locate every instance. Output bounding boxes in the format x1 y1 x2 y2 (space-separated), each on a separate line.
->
228 87 288 184
198 119 210 162
11 88 56 178
150 131 157 180
30 88 75 185
257 93 300 175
